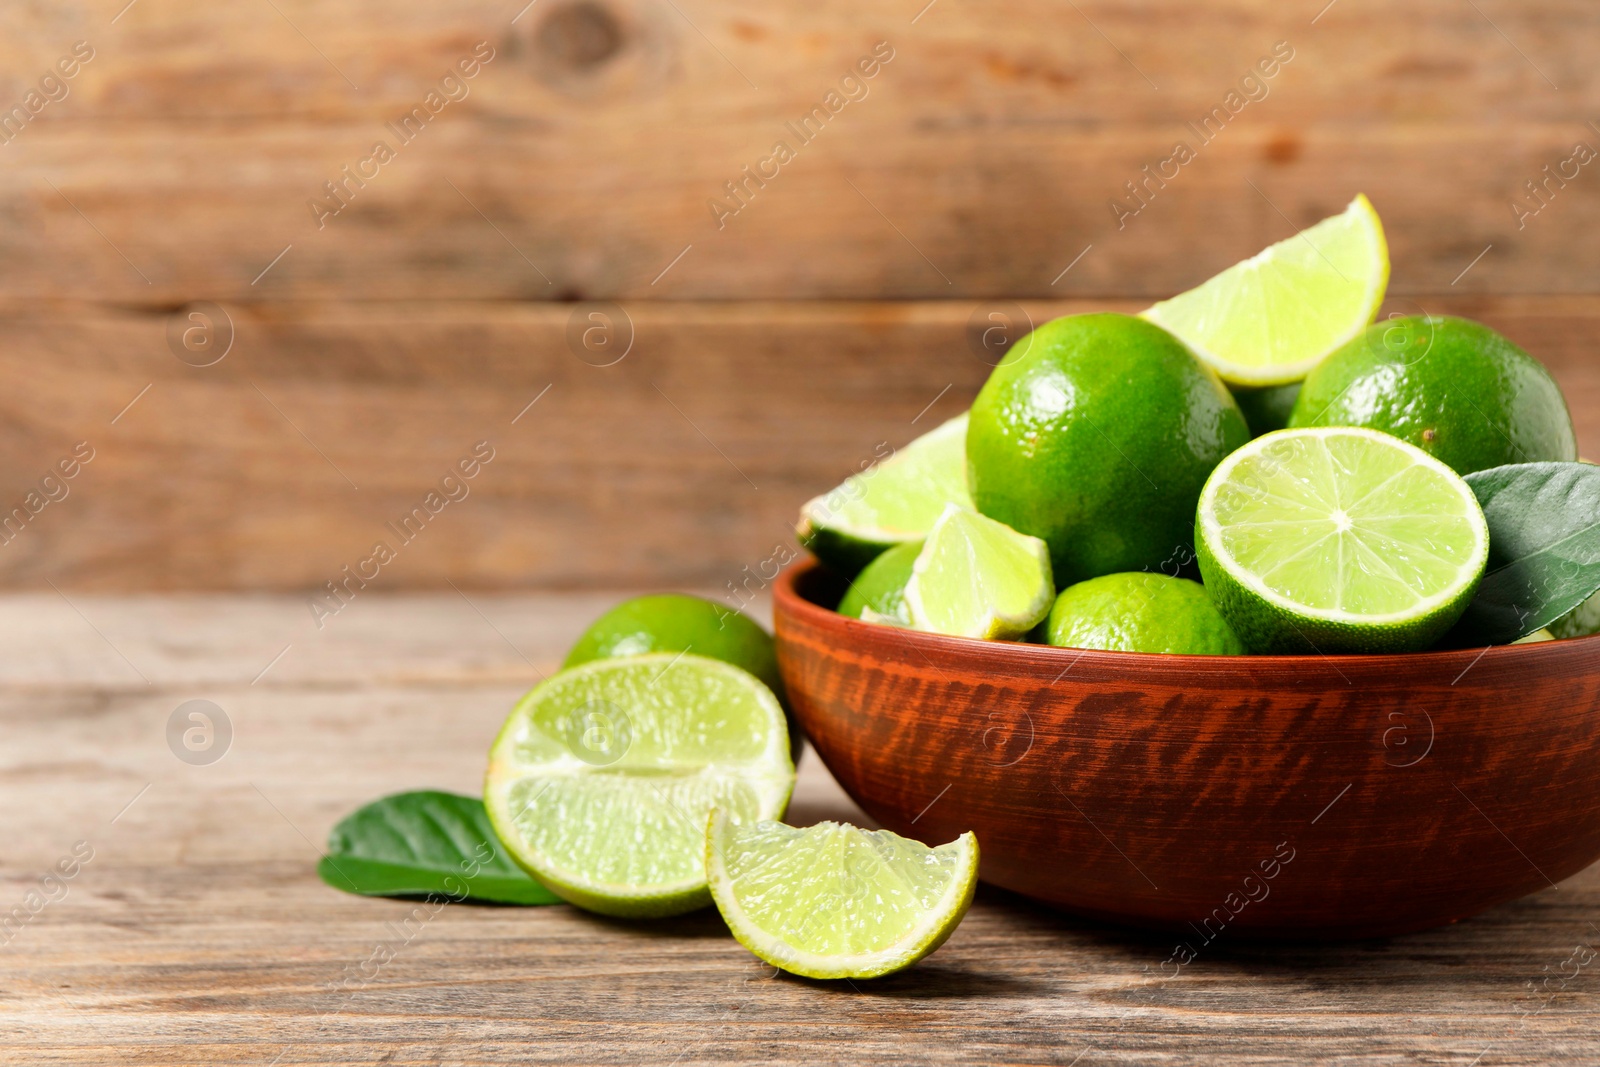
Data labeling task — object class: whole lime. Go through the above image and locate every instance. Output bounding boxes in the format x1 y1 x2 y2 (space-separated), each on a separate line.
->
563 594 783 702
1289 316 1576 475
1042 572 1244 655
1231 382 1302 438
837 540 919 626
967 313 1250 584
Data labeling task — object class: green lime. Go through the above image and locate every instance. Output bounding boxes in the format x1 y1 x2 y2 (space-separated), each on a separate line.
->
1196 427 1489 654
705 810 977 980
1231 382 1302 438
1290 316 1577 476
1550 590 1600 640
798 413 970 575
1143 194 1389 387
563 593 783 703
905 505 1053 640
967 312 1249 584
1513 629 1556 644
837 540 920 626
1044 572 1245 655
485 654 794 918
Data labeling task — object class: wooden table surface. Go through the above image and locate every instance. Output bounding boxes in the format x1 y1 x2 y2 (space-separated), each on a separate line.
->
5 592 1600 1066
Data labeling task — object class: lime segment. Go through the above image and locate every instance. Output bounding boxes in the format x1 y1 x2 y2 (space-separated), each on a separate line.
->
706 811 978 980
906 505 1054 640
1143 194 1389 386
484 654 794 917
1196 427 1489 653
798 413 970 574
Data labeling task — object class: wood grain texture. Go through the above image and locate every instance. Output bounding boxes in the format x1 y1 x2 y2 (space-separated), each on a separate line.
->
1 295 1598 592
774 562 1600 938
0 0 1596 299
4 594 1600 1065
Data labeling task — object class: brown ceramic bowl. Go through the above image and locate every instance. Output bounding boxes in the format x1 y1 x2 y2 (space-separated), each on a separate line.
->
773 560 1600 940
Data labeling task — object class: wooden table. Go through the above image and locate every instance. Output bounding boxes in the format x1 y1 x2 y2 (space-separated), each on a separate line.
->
6 592 1600 1065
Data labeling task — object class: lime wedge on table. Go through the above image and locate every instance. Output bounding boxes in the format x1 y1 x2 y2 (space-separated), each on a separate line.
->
906 504 1053 640
484 654 794 918
706 810 978 980
798 413 970 574
1196 428 1489 654
1143 194 1389 387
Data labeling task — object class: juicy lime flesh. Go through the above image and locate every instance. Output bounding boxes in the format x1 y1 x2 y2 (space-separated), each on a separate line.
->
709 816 977 977
1045 572 1244 655
1143 195 1388 385
485 654 793 915
799 413 971 568
562 593 782 700
1290 315 1577 476
1206 431 1485 619
909 506 1053 639
967 313 1249 585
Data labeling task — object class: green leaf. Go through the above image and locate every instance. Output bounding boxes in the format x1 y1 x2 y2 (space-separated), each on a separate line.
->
318 790 561 905
1448 462 1600 645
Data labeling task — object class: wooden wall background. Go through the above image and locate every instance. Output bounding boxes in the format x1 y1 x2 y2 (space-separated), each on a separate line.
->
1 0 1598 589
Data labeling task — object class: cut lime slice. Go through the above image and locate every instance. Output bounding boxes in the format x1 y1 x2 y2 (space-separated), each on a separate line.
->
798 413 971 574
1143 194 1389 387
706 810 978 980
1196 427 1489 654
905 504 1053 640
484 654 794 918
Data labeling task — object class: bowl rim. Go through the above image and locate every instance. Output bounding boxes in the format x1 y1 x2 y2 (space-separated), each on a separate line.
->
773 557 1600 673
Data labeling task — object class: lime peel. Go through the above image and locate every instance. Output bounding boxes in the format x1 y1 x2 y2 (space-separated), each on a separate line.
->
706 810 979 980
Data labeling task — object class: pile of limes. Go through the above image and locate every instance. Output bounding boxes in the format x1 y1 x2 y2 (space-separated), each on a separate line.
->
810 195 1586 656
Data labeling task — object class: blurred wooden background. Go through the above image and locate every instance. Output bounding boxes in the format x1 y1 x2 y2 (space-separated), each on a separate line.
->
1 0 1598 590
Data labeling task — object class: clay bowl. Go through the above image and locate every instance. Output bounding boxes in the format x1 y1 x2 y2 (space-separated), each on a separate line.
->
773 560 1600 940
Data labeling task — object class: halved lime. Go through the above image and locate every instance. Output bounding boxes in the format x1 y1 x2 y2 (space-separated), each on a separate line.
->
905 504 1053 640
1143 194 1389 387
484 654 794 917
837 540 920 626
705 810 978 980
1196 428 1489 654
797 413 971 574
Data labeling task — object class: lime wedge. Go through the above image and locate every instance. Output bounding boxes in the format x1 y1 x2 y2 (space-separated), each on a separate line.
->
1196 428 1489 654
484 654 794 917
798 413 971 574
905 504 1053 639
706 810 978 980
1143 194 1389 387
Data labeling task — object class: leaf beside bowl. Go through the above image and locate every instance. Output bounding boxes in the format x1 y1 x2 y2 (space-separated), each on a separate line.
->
318 790 560 905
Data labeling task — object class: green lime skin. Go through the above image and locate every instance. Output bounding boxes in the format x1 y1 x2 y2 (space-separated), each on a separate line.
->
564 594 783 701
1194 530 1480 655
1231 382 1302 438
967 313 1250 584
837 540 919 625
1289 316 1577 476
1042 572 1245 655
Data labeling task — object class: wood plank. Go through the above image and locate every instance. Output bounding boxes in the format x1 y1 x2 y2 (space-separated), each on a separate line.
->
3 594 1599 1064
0 295 1596 591
0 1 1596 298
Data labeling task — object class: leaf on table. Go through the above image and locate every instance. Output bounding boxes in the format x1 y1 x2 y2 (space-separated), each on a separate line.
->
318 790 561 905
1447 462 1600 646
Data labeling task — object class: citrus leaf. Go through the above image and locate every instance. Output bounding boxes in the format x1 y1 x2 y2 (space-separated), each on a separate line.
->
1448 462 1600 645
318 791 561 905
